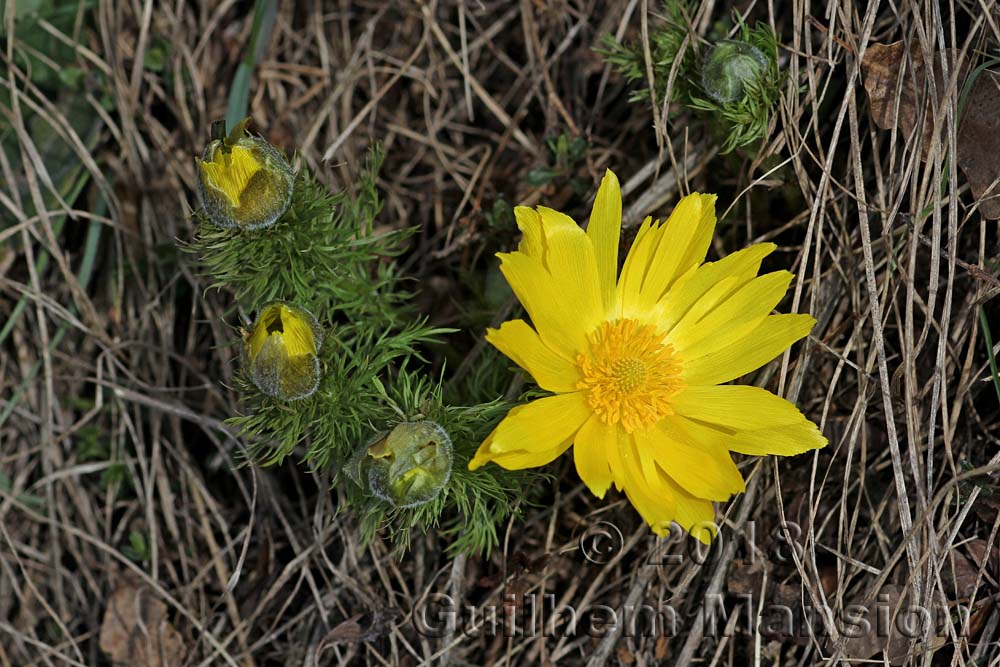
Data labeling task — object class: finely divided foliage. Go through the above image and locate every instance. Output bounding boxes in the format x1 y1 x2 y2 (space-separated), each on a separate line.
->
189 144 543 555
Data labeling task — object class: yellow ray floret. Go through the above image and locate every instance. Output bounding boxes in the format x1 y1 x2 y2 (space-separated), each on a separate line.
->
470 169 827 543
247 303 317 360
199 145 261 208
245 302 322 401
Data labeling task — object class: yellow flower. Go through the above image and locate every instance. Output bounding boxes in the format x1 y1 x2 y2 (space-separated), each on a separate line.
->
469 170 827 542
245 302 323 401
197 119 294 229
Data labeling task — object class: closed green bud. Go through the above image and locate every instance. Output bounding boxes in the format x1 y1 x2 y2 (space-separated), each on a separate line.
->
198 118 294 230
355 421 453 508
244 301 323 401
701 40 768 104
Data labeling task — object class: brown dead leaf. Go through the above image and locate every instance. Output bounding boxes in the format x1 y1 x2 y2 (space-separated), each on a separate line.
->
945 537 1000 600
957 70 1000 219
949 550 982 601
862 42 1000 219
322 614 368 644
861 42 953 157
840 584 906 664
99 583 186 667
965 599 994 639
616 645 636 664
964 539 1000 590
477 571 504 588
839 584 945 666
862 42 910 127
820 563 839 597
318 608 402 648
728 559 810 645
727 557 764 596
654 635 670 660
973 489 1000 525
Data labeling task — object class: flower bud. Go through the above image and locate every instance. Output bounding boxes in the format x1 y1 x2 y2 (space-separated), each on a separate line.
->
701 40 768 104
244 302 323 401
197 118 294 229
356 420 453 508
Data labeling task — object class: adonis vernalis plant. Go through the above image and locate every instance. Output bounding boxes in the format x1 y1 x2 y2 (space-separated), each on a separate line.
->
186 122 544 555
470 170 827 542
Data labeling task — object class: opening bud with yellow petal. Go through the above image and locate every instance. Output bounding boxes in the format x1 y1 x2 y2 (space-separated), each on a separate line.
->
351 420 453 508
198 118 294 230
701 40 768 104
244 301 324 401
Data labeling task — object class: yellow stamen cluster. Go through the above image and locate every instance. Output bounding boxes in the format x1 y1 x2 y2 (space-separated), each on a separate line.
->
576 319 684 433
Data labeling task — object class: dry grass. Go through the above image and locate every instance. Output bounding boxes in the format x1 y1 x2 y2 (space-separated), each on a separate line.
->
3 0 1000 665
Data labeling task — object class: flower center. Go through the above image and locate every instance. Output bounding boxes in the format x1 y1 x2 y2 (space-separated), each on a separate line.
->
576 319 684 433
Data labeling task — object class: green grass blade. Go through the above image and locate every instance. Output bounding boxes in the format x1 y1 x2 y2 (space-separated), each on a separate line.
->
224 0 278 130
978 305 1000 408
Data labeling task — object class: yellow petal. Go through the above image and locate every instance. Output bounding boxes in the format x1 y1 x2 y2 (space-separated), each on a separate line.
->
659 474 718 544
635 433 662 491
681 313 815 386
573 416 615 498
468 427 498 470
657 243 776 332
199 144 261 207
499 251 590 357
543 219 604 323
537 206 581 240
618 433 677 536
587 170 622 310
247 302 318 360
514 206 544 260
671 385 827 455
673 385 802 428
500 210 604 356
247 306 277 360
604 421 629 492
670 193 717 277
479 440 574 470
668 270 793 354
635 419 745 501
634 193 717 311
683 317 766 360
616 216 656 316
622 487 675 537
486 320 580 392
661 275 740 340
467 392 590 470
280 305 318 357
728 422 826 456
611 432 719 542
